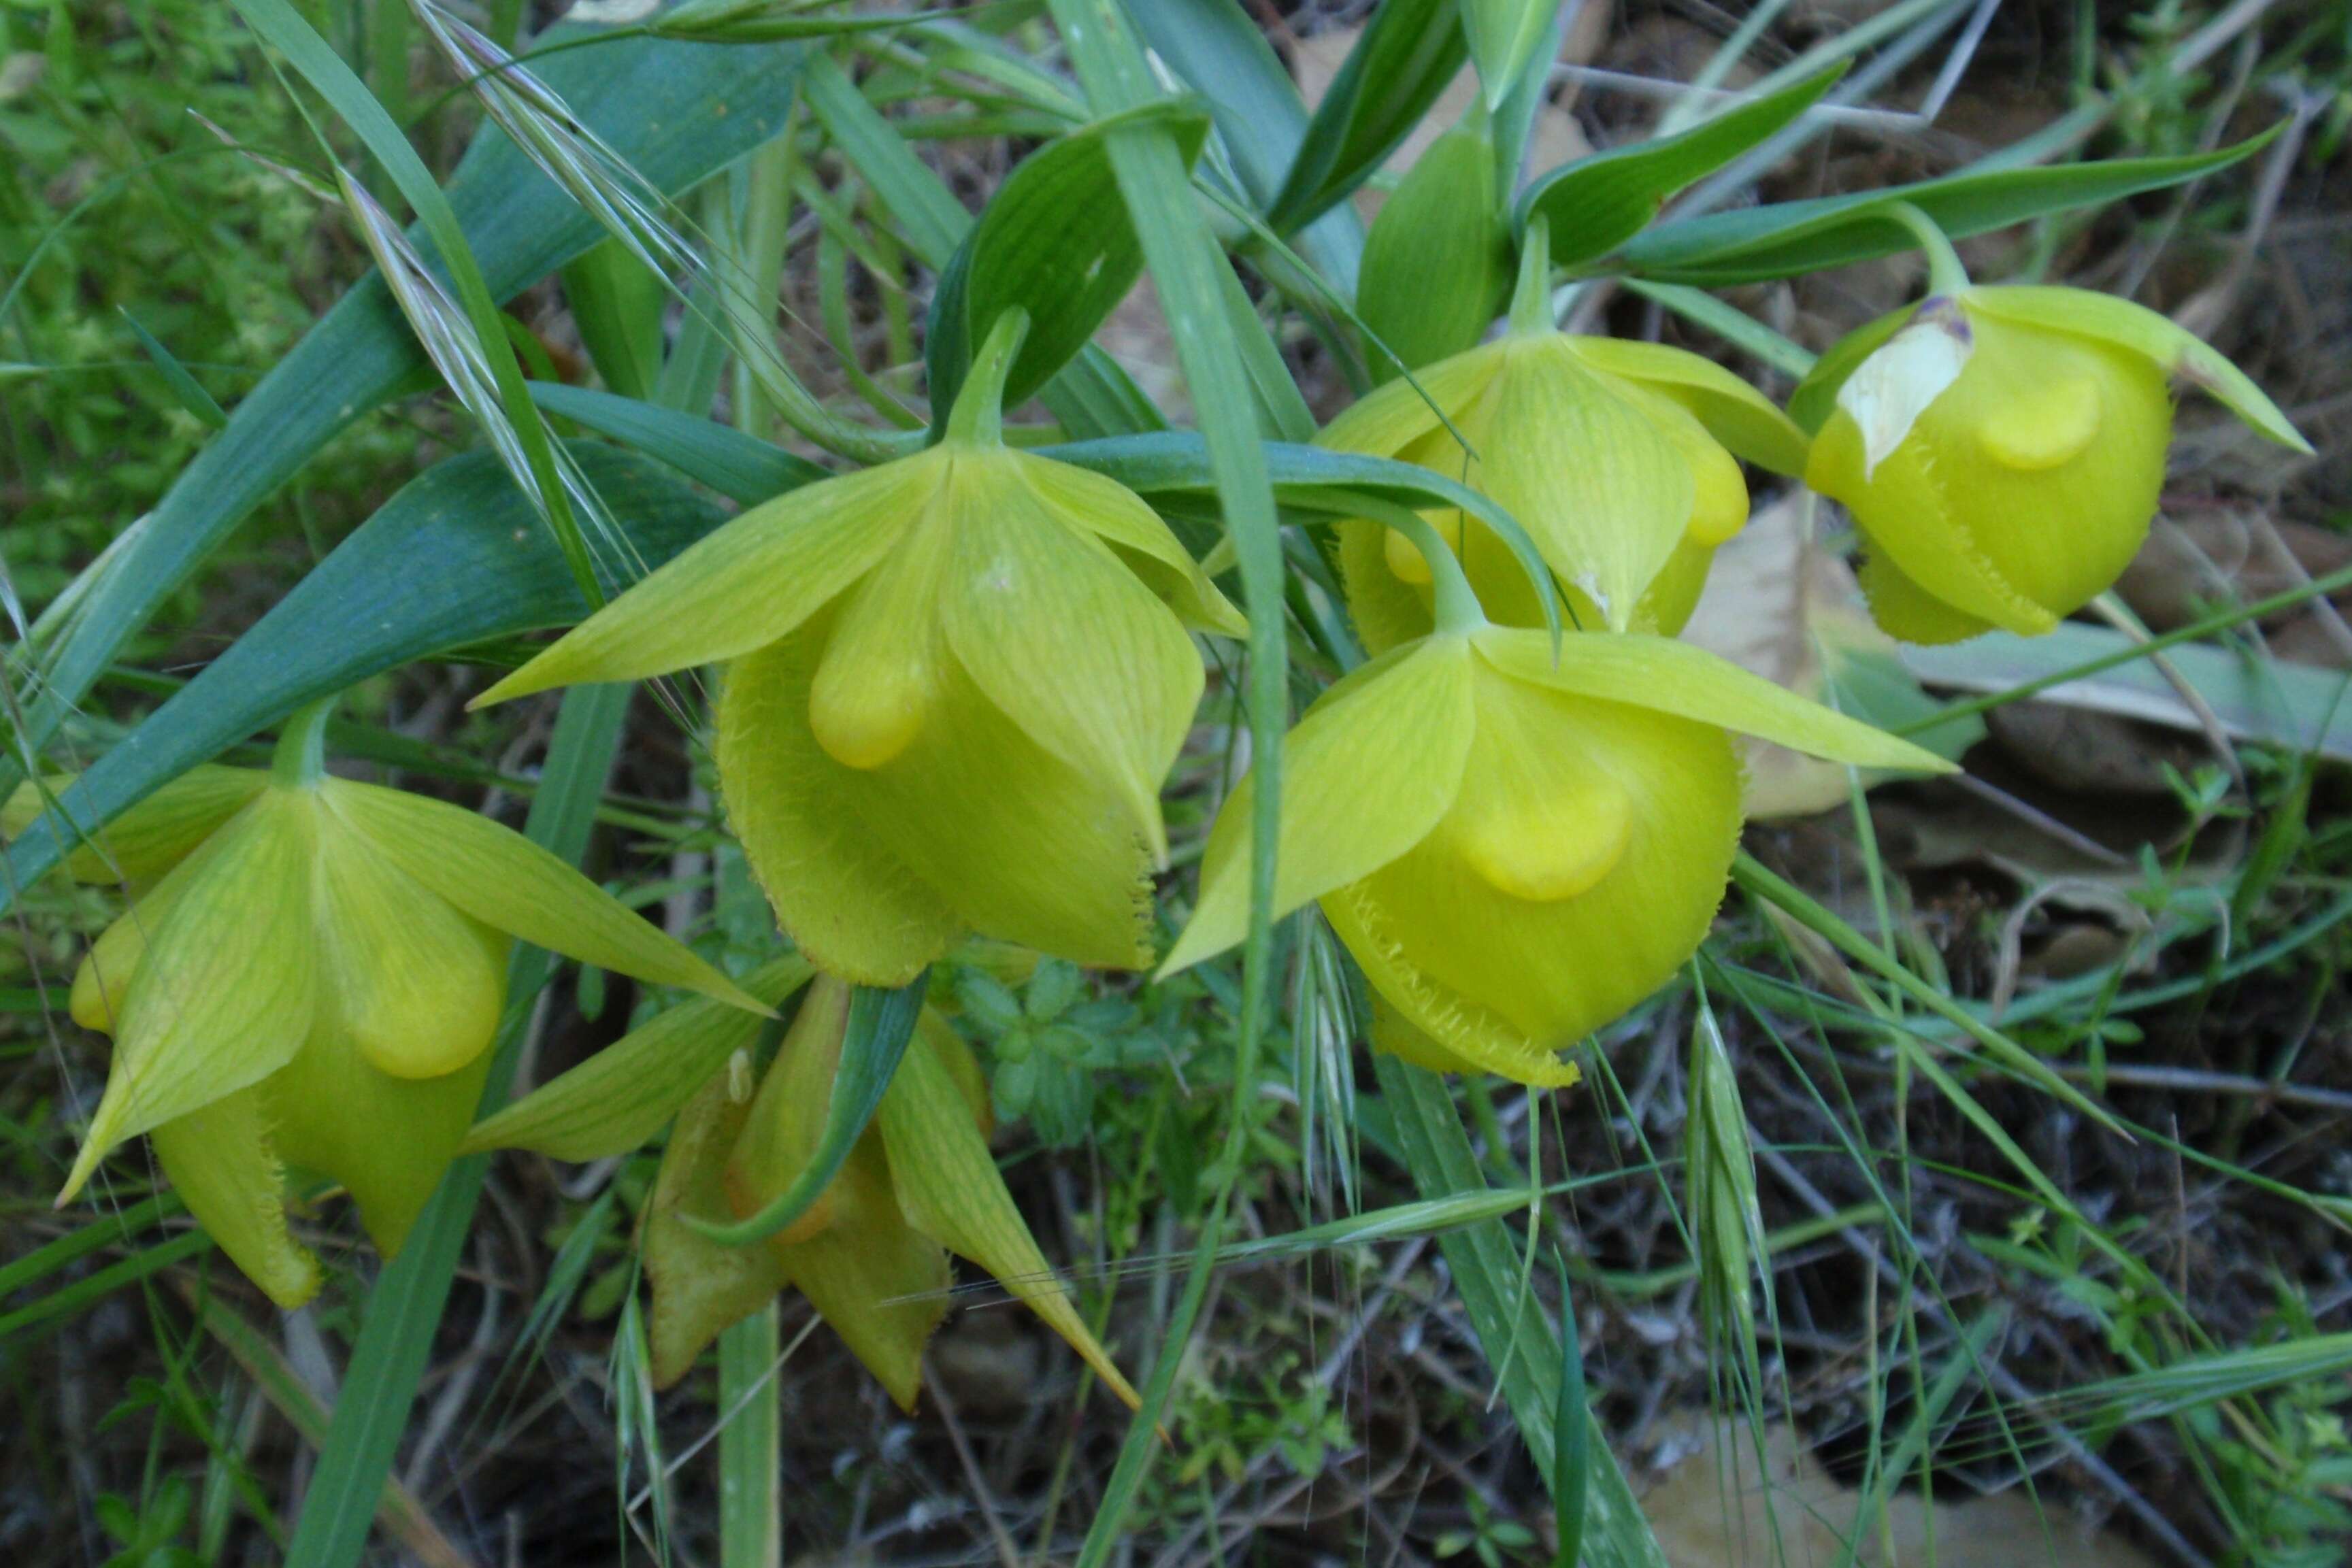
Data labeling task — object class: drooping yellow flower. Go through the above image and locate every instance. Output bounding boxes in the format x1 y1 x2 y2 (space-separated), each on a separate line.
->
467 963 1140 1409
474 314 1241 986
1795 284 2312 644
1325 224 1809 647
1161 599 1951 1085
8 710 767 1306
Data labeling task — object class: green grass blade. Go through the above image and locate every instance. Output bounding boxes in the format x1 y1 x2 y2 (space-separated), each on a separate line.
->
531 382 825 503
1041 0 1290 1554
10 29 800 789
680 973 927 1246
1 446 723 917
1376 1055 1667 1567
284 679 632 1568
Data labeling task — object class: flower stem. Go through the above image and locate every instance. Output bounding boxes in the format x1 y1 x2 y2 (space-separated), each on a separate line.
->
271 697 337 789
1507 213 1555 337
943 307 1032 448
1883 201 1971 299
1354 497 1488 635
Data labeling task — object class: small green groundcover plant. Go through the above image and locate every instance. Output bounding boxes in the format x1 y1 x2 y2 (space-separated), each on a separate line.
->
3 0 2334 1562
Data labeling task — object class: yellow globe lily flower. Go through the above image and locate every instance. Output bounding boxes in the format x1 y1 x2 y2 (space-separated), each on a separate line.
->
467 961 1139 1409
1325 220 1809 648
1793 233 2312 644
1161 528 1953 1085
8 705 767 1307
473 314 1242 986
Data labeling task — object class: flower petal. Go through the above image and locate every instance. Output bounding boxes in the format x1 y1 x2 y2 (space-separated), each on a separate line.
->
857 651 1161 971
718 622 964 986
325 780 769 1016
1855 546 1997 645
310 822 510 1078
1836 305 1974 477
1967 285 2311 453
1336 516 1439 656
774 1133 950 1412
645 1072 791 1388
1314 345 1503 460
1470 630 1955 772
724 975 854 1246
878 1015 1140 1408
5 766 267 886
61 790 319 1202
1325 668 1741 1084
150 1088 321 1307
1788 307 1910 435
461 954 813 1159
1161 637 1476 974
265 1017 495 1257
1019 454 1246 636
472 456 935 707
1560 336 1812 475
1803 410 2057 636
809 507 953 773
941 454 1204 863
1480 338 1693 631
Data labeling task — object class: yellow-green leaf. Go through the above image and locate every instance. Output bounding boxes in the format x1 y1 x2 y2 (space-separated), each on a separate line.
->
471 456 931 707
1965 285 2312 454
151 1088 321 1308
1470 629 1956 771
878 1020 1141 1408
4 766 267 886
324 780 769 1015
1163 638 1476 973
461 954 813 1159
63 791 320 1201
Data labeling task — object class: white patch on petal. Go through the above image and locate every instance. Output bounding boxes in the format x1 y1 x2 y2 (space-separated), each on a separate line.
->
565 0 659 22
1837 301 1974 479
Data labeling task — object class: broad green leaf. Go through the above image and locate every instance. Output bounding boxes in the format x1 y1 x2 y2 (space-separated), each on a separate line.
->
1517 65 1846 268
1267 0 1468 235
0 446 727 920
927 105 1212 418
1613 129 2281 284
1357 110 1509 378
530 380 827 504
12 29 805 795
561 237 667 402
682 973 927 1246
1128 0 1365 293
1459 0 1556 110
801 50 1165 440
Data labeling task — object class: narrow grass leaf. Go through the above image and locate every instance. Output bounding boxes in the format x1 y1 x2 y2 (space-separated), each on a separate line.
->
1617 128 2281 284
118 308 228 428
1 448 723 919
1267 0 1467 234
1518 65 1847 268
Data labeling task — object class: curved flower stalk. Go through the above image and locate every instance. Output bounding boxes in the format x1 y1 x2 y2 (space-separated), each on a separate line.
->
1161 529 1953 1086
1325 220 1810 649
467 966 1141 1409
1793 214 2312 644
474 313 1242 986
5 706 766 1306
